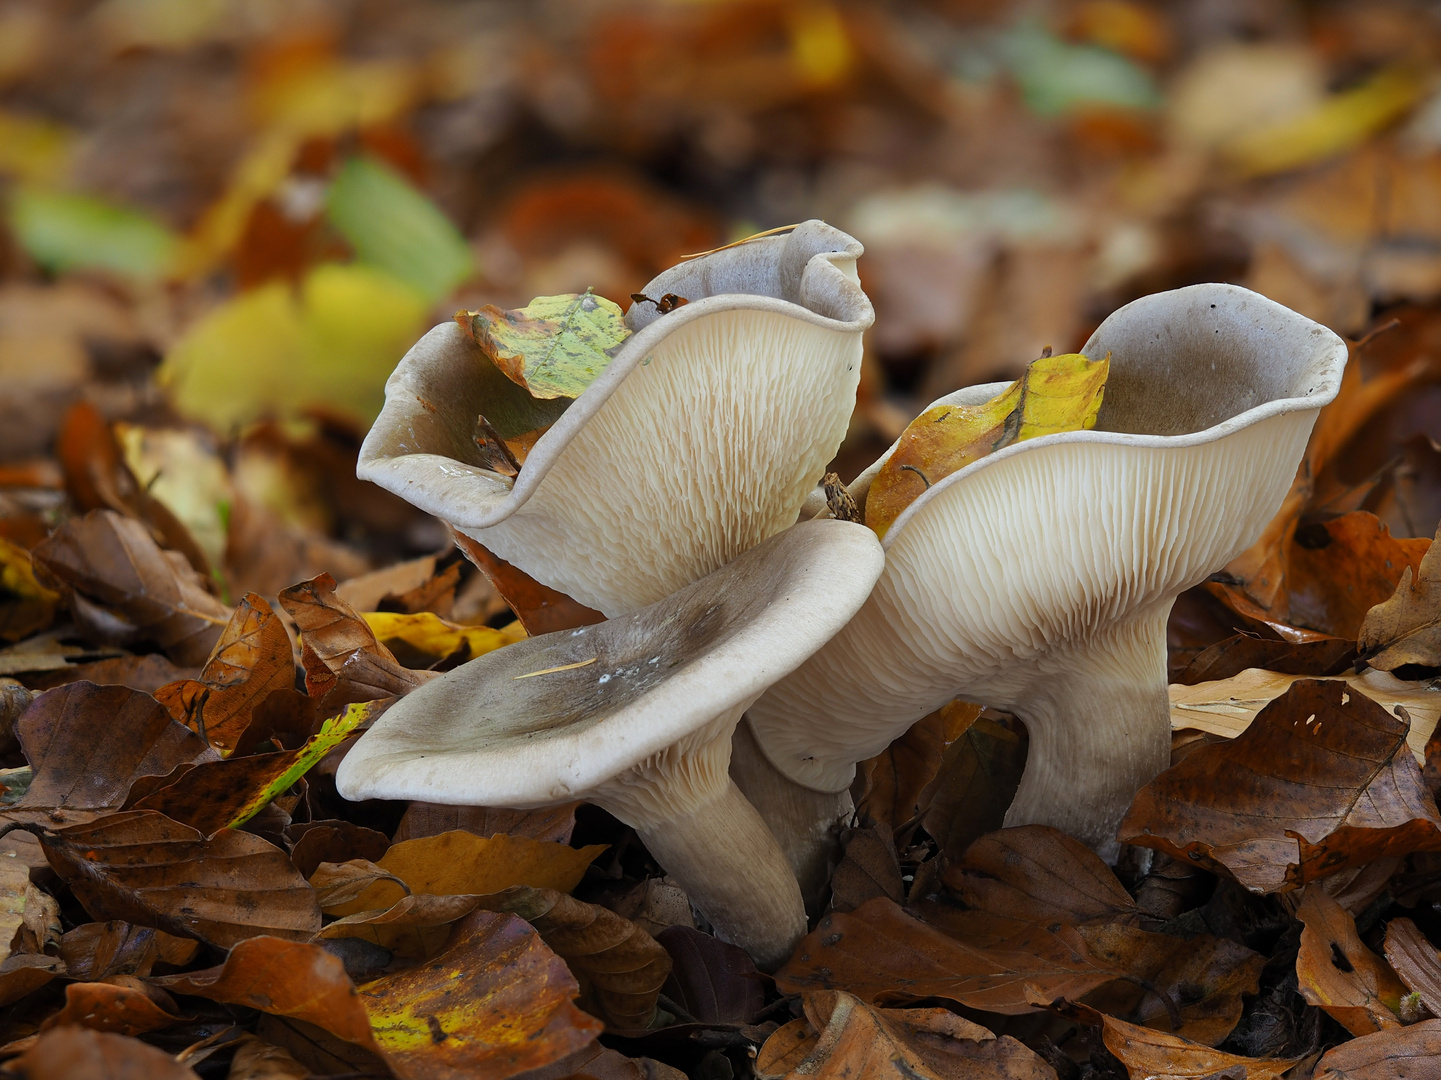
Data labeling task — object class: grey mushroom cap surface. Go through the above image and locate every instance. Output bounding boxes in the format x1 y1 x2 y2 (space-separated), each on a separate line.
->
355 220 874 616
741 283 1349 863
336 518 885 969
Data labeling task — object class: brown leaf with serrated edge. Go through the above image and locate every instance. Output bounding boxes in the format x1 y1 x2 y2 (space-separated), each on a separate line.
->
277 573 426 700
856 699 980 836
452 530 605 635
153 593 296 755
40 978 187 1037
1360 522 1441 670
154 936 377 1048
470 884 671 1031
1288 513 1429 638
1296 887 1407 1036
755 989 1055 1080
1096 1011 1298 1079
1383 917 1441 1017
921 714 1029 863
39 809 320 948
1121 680 1441 893
32 510 232 666
58 921 199 980
4 1026 202 1080
8 682 215 826
56 401 214 583
657 924 765 1027
320 893 479 958
359 910 603 1078
393 800 577 844
775 896 1119 1014
1312 1019 1441 1079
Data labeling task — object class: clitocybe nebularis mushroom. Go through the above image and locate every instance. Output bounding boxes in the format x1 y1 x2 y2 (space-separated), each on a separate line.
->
335 519 885 970
738 283 1349 867
356 221 873 616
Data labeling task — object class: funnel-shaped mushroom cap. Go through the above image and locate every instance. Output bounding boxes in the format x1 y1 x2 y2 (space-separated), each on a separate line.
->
742 284 1348 853
337 519 884 968
357 221 873 617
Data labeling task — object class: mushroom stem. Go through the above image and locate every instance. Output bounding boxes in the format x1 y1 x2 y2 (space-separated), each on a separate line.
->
729 718 852 914
631 778 808 972
1001 603 1173 862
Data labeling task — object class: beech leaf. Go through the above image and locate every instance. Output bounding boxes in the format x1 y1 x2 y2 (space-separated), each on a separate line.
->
457 289 629 400
1296 887 1407 1036
1359 522 1441 670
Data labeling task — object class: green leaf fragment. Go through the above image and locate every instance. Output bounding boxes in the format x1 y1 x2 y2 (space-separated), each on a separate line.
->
10 187 179 280
457 289 631 400
224 700 379 829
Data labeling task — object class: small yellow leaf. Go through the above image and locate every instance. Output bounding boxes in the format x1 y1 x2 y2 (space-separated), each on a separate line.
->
865 351 1108 538
361 611 525 666
378 831 605 899
0 538 60 643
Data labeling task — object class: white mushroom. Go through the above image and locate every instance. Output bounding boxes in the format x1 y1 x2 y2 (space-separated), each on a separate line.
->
738 284 1349 872
335 519 885 970
357 221 873 616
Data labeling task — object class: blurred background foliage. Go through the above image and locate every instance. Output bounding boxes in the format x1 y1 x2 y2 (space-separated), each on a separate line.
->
3 0 1441 597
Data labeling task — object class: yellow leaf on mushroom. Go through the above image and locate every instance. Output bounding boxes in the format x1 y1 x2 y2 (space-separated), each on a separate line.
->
361 611 525 667
865 351 1109 538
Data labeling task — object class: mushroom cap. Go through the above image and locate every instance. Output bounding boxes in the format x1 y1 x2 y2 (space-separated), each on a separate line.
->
334 519 884 808
357 221 874 616
750 283 1349 791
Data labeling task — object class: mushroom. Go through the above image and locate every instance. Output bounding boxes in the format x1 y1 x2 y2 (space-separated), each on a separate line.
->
356 221 873 616
737 284 1349 870
335 519 885 970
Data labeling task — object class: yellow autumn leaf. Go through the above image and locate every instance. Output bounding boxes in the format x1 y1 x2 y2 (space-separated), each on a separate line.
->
0 538 60 643
865 351 1109 538
361 611 526 666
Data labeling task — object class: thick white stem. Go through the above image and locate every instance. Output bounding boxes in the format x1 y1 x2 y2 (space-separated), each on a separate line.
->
729 718 852 914
633 780 808 971
1002 604 1174 862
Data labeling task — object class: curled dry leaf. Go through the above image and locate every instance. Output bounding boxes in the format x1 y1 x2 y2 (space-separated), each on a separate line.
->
58 920 199 980
154 936 376 1048
359 909 604 1079
828 825 904 913
40 977 187 1037
1382 917 1441 1017
1123 679 1441 893
775 896 1118 1014
277 573 427 700
32 510 231 666
288 820 391 877
920 713 1029 863
2 1026 201 1080
320 892 480 958
1096 1012 1299 1080
39 809 320 948
1296 887 1406 1036
309 858 408 916
855 699 979 837
9 681 215 826
153 593 296 756
1312 1019 1441 1079
1359 521 1441 670
393 799 578 844
471 884 671 1032
1286 512 1429 639
451 530 605 636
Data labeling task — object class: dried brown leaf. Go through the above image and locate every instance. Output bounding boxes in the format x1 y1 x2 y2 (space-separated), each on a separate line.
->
2 1026 201 1079
32 510 231 666
1312 1019 1441 1079
375 829 605 900
1122 679 1441 892
1359 522 1441 670
921 714 1028 863
1287 512 1429 638
288 820 391 878
829 825 903 913
319 892 479 958
855 700 980 836
1296 886 1407 1035
1097 1012 1298 1079
1383 917 1441 1017
392 800 577 844
58 920 199 980
451 530 605 636
40 977 187 1037
277 573 426 700
39 809 320 948
656 924 765 1027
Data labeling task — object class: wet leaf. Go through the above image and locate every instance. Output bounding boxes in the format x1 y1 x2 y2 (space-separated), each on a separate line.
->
1312 1019 1441 1079
855 699 980 836
1296 886 1406 1035
1382 917 1441 1018
393 800 578 845
39 809 320 948
1096 1012 1298 1079
9 682 215 824
457 288 629 400
376 829 605 901
153 593 297 756
32 510 232 666
9 186 179 281
2 1026 201 1079
470 884 671 1031
1122 679 1441 893
450 531 606 636
154 936 375 1047
326 156 474 303
775 896 1119 1014
1359 522 1441 670
865 351 1108 538
277 573 425 700
0 538 59 643
40 978 187 1037
358 909 604 1078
